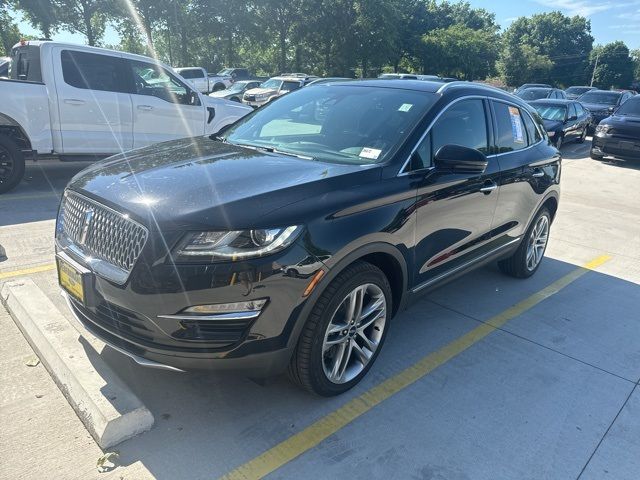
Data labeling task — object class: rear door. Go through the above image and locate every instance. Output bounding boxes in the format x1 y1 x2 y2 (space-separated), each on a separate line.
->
490 100 558 245
54 48 133 154
127 59 205 148
410 97 501 289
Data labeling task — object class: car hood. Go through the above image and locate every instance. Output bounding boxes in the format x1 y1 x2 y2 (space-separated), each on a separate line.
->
542 119 563 132
601 114 640 133
67 136 380 231
245 87 277 96
208 90 234 98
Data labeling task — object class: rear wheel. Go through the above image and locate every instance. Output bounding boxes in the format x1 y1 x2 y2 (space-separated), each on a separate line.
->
0 135 25 194
498 207 551 278
213 83 226 92
288 261 391 396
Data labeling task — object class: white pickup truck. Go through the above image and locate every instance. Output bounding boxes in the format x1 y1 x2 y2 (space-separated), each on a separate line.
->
174 67 232 94
0 41 252 193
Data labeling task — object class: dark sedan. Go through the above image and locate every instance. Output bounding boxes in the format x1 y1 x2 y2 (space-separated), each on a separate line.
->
565 85 596 100
56 80 560 396
517 87 567 102
578 89 634 134
591 95 640 161
530 99 591 148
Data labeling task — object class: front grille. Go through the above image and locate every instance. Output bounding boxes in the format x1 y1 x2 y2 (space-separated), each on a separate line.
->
72 299 155 343
172 318 254 343
60 191 148 273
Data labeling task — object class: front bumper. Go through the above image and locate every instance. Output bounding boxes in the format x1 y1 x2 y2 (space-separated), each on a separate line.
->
592 134 640 161
57 233 327 376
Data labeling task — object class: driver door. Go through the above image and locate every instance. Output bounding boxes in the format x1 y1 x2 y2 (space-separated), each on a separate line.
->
126 59 206 148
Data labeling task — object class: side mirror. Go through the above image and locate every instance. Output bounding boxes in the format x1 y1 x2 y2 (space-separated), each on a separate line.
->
608 106 615 114
434 144 488 174
567 115 578 122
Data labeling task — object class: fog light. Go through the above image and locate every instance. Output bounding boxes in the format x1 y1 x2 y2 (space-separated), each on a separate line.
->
183 299 267 315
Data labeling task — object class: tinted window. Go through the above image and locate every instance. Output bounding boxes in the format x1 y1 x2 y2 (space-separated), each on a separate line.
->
579 91 621 105
282 81 301 92
493 102 527 153
519 89 551 101
568 103 577 118
576 103 585 116
431 99 488 155
522 111 542 144
179 69 203 79
130 61 197 106
615 98 640 115
61 50 127 93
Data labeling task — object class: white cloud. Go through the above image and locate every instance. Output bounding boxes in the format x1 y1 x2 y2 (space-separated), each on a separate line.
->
534 0 640 17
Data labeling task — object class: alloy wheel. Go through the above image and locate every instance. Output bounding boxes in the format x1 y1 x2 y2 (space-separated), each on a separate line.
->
526 214 549 271
322 283 387 384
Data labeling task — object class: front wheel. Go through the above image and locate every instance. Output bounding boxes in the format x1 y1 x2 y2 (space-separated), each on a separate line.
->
554 134 563 149
498 208 551 278
0 135 25 194
288 261 392 396
576 127 587 143
590 149 604 160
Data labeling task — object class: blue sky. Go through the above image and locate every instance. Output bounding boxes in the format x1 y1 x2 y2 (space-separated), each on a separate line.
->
12 0 640 49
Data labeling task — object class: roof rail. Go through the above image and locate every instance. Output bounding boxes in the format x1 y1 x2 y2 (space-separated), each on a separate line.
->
436 81 508 95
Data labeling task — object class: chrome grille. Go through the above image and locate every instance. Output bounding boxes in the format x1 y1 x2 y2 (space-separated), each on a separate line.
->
60 191 148 273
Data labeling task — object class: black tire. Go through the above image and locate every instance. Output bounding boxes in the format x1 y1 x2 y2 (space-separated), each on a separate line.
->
554 134 563 149
498 207 552 279
231 96 241 102
590 149 604 160
288 261 392 396
576 127 587 144
213 83 226 92
0 135 25 194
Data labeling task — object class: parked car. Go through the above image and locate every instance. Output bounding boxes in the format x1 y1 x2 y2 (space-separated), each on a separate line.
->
591 95 640 161
0 57 9 77
56 80 560 396
208 68 266 91
578 89 634 134
208 80 262 102
530 99 591 148
514 83 552 94
517 87 567 102
565 85 596 100
174 67 216 93
0 41 252 193
242 76 306 107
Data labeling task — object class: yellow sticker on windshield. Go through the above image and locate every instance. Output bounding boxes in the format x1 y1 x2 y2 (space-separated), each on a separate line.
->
508 106 525 144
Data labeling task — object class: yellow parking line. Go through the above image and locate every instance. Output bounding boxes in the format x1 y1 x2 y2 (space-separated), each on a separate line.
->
0 263 56 280
220 254 611 480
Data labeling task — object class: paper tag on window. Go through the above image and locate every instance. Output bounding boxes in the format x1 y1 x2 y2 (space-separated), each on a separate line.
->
398 103 413 112
360 147 382 159
508 106 525 144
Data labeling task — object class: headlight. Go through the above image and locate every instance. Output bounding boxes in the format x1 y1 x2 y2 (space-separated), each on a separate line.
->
547 131 556 137
173 226 302 261
595 125 610 134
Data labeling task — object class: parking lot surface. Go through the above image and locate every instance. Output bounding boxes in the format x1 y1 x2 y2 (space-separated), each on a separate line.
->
1 141 639 479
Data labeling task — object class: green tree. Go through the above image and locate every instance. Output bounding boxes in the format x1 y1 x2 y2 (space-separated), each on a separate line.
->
12 0 58 39
53 0 109 46
499 12 593 87
629 49 639 83
422 24 498 80
0 5 22 55
590 42 634 89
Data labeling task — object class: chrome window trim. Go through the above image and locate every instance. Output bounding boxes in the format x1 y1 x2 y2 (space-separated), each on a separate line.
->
398 94 489 176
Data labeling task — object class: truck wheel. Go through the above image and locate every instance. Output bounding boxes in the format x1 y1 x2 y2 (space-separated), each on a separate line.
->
0 135 25 194
213 83 226 92
288 261 391 396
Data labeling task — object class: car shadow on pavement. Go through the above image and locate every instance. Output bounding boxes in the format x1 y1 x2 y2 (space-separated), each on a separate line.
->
83 256 640 480
558 141 592 160
0 161 91 227
599 158 640 171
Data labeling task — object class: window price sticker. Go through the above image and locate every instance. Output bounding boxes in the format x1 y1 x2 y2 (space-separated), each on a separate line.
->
360 147 382 159
508 106 525 144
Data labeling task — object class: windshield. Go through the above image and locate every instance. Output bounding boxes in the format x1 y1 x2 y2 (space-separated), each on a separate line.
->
260 79 283 89
221 85 437 164
227 82 248 93
579 91 621 105
566 87 591 95
615 99 640 116
519 89 551 100
533 105 567 121
217 68 233 76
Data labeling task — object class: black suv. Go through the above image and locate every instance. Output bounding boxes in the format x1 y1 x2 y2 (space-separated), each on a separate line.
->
56 80 561 396
591 95 640 161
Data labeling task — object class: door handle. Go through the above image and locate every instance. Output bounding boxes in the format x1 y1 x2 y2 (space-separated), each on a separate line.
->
63 99 85 105
137 105 154 111
479 181 498 194
532 169 545 178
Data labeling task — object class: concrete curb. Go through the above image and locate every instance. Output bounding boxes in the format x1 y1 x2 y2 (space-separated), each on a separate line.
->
1 278 154 449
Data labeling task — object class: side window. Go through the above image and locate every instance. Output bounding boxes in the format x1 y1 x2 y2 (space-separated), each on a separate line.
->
493 102 528 153
61 50 127 93
522 110 542 145
575 103 585 116
130 61 198 106
568 103 577 119
412 132 432 170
